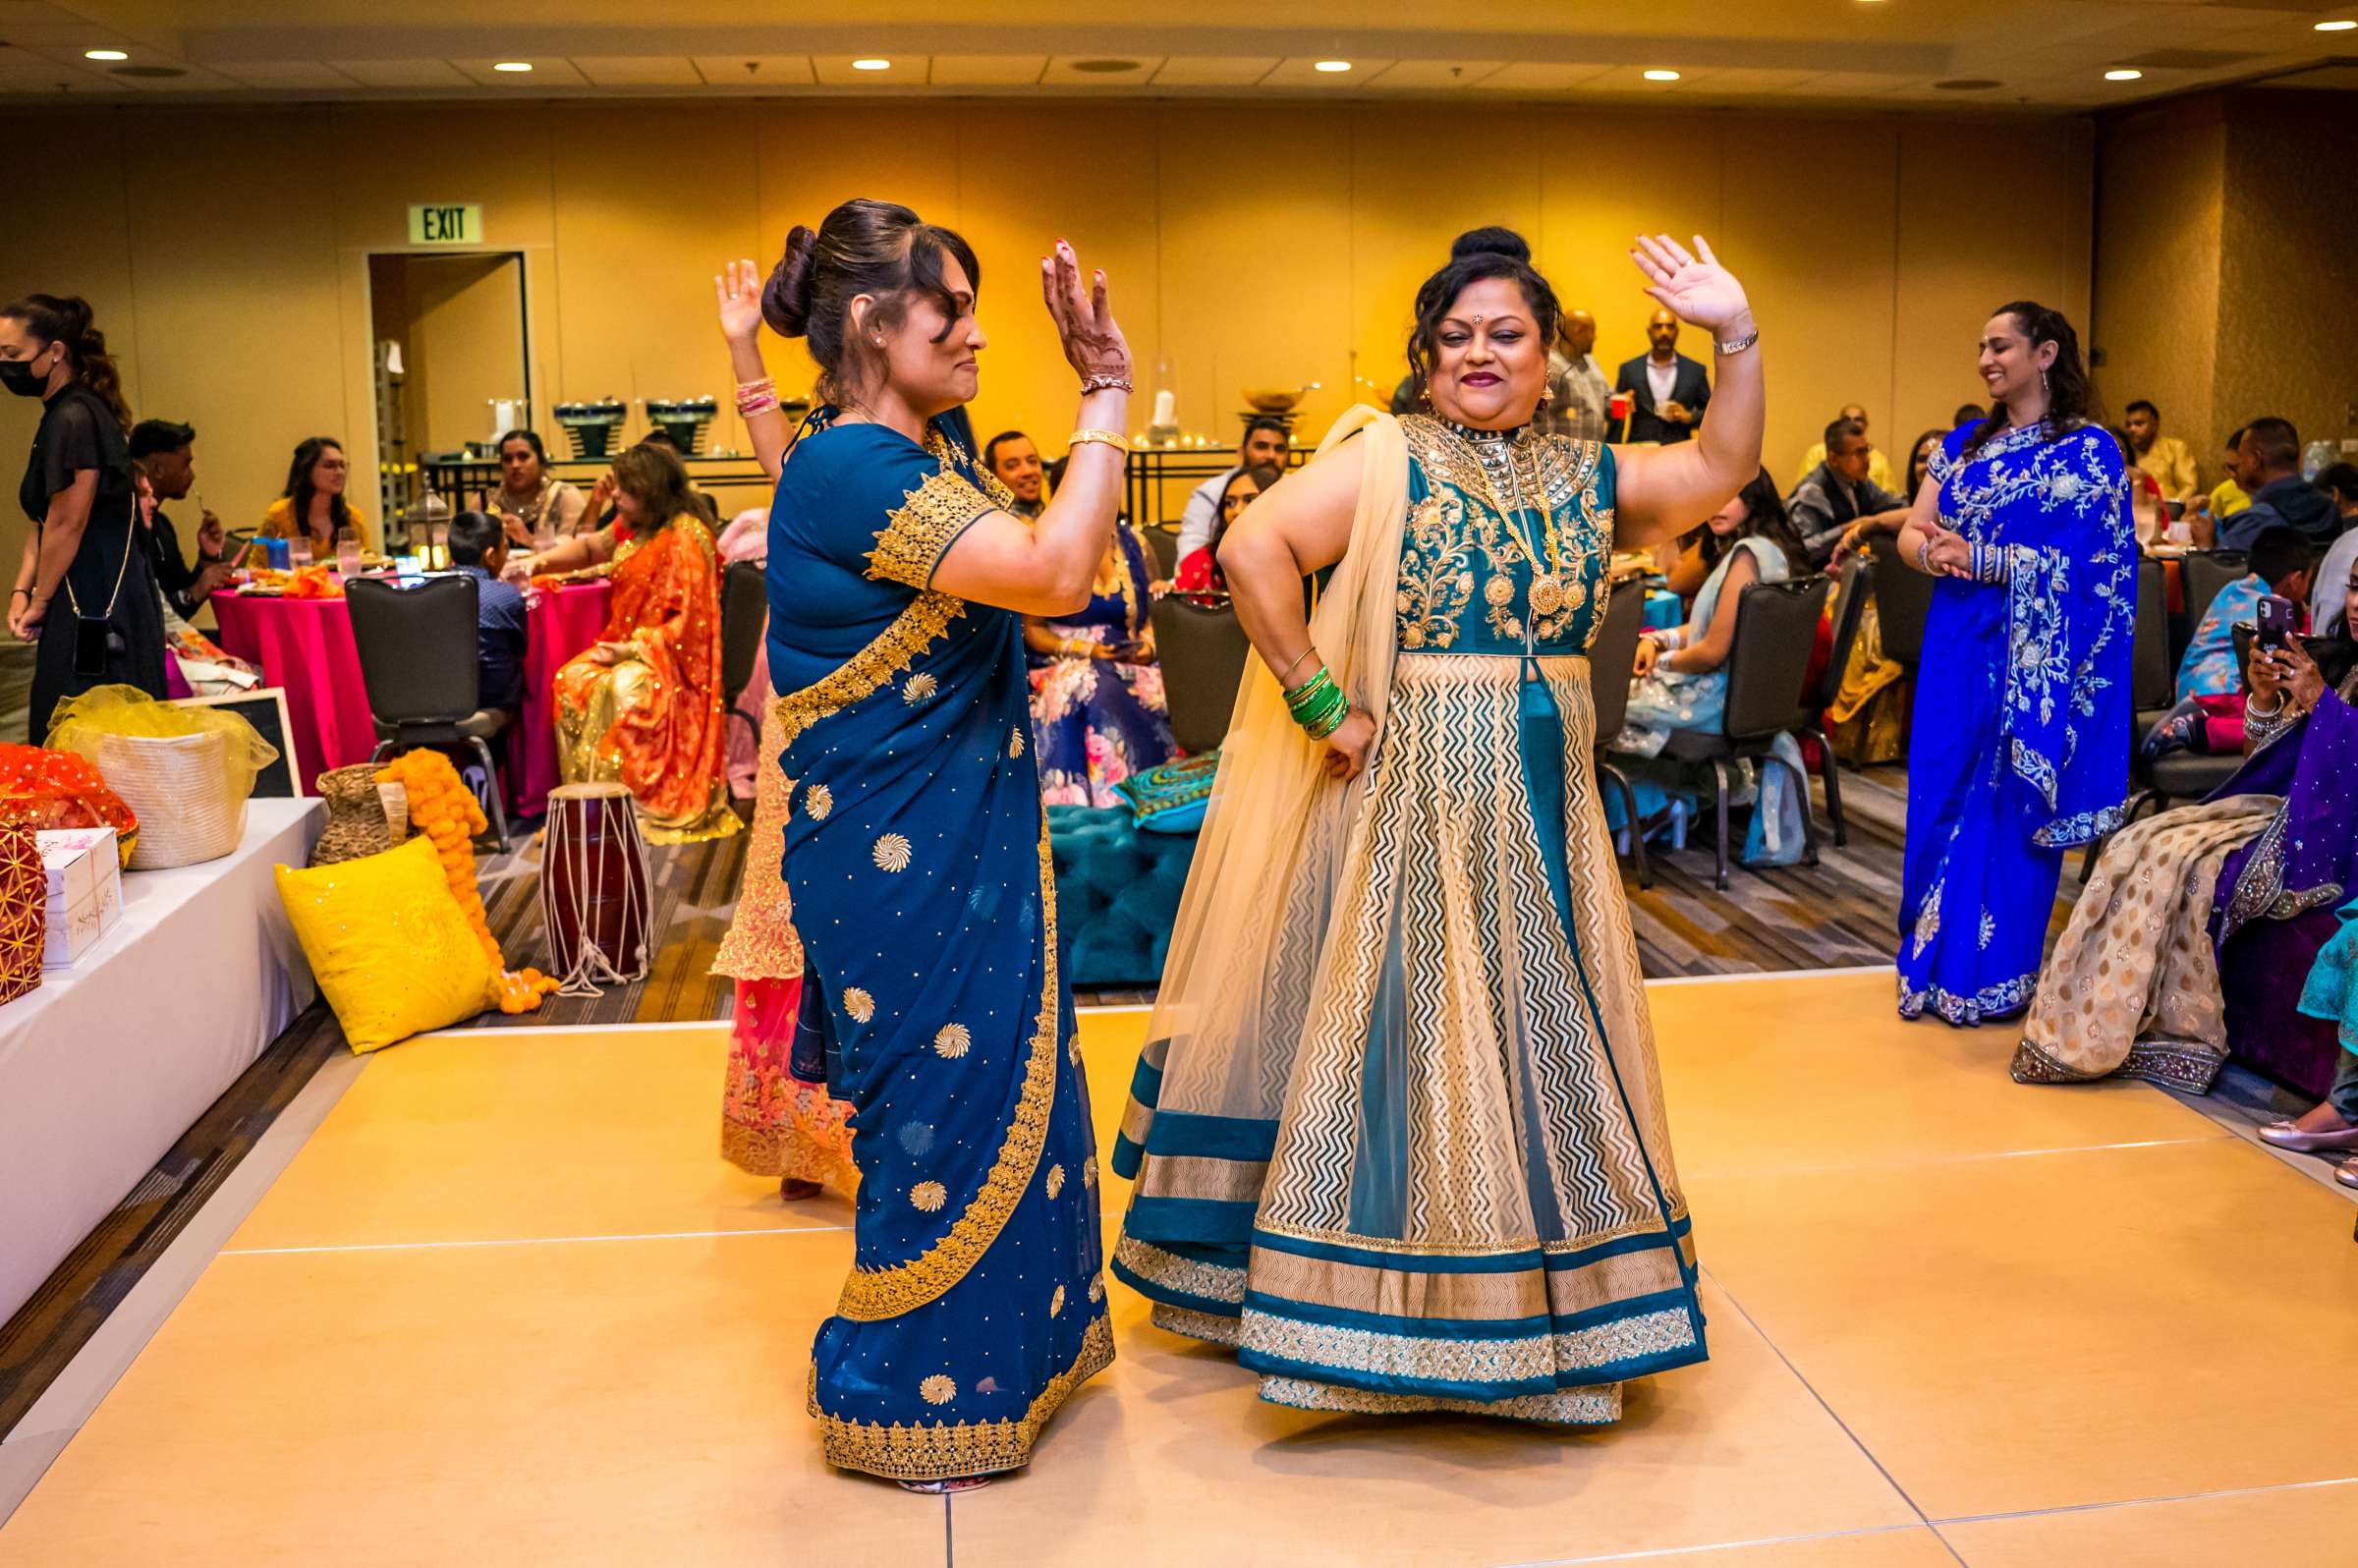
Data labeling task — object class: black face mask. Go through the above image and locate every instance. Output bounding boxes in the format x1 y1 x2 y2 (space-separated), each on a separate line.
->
0 352 52 398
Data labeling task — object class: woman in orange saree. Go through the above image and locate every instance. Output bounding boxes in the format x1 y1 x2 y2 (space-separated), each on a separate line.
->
525 440 740 842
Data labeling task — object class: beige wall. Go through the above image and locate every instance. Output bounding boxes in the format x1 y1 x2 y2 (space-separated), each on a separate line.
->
2093 89 2358 485
0 98 2093 568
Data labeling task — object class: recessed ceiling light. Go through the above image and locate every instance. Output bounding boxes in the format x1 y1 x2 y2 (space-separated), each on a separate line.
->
851 58 891 71
1313 60 1352 74
1643 69 1681 82
492 61 533 73
2317 20 2356 32
83 48 128 62
2105 68 2143 82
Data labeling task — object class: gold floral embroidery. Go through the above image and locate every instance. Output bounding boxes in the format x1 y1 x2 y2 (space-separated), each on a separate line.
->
934 1023 971 1059
873 833 912 871
834 822 1063 1321
772 591 966 755
1082 1155 1097 1189
920 1373 957 1405
803 783 832 821
903 672 938 703
911 1181 948 1212
869 470 993 589
1395 417 1608 648
812 1314 1114 1482
842 986 875 1023
1087 1274 1105 1304
1049 1284 1066 1316
1045 1163 1066 1199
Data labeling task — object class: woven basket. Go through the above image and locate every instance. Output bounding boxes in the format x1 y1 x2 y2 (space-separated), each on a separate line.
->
93 729 246 869
311 763 401 866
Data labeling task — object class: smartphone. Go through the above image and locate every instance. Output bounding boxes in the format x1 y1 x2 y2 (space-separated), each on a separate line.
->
73 614 110 676
2256 593 2296 652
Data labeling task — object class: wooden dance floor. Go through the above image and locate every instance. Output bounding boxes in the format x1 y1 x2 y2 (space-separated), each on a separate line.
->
3 971 2354 1565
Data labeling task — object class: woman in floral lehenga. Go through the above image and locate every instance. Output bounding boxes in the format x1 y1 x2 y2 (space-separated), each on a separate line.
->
525 440 740 842
1113 227 1765 1427
1024 517 1174 805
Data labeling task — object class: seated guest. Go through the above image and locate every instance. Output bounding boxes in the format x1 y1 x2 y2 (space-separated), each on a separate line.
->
1614 308 1710 444
1174 417 1289 564
2121 399 2199 503
526 441 737 841
2310 463 2358 637
127 418 230 619
1615 469 1807 757
132 465 255 697
2257 896 2358 1190
2193 424 2253 539
1172 463 1275 599
2013 605 2358 1094
2219 417 2337 549
444 509 528 715
492 428 589 544
1024 514 1175 808
982 429 1047 519
1830 428 1946 566
260 435 366 553
1792 403 1895 493
1786 416 1907 568
2177 527 2314 700
1823 428 1951 763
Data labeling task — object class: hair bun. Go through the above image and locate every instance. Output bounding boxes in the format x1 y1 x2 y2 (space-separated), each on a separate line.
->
762 225 819 338
1450 226 1531 264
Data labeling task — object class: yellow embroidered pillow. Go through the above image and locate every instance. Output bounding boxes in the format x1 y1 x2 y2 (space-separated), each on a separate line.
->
275 834 498 1052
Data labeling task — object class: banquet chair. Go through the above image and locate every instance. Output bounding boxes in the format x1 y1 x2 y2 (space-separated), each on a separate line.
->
1660 575 1833 890
1148 594 1253 756
1867 545 1935 670
2177 548 2249 664
345 574 510 844
1588 580 1653 888
1140 524 1181 580
719 559 767 754
1802 553 1868 847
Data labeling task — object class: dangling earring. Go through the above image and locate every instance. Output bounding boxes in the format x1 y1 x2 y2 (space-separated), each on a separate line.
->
1538 383 1555 407
1419 382 1432 408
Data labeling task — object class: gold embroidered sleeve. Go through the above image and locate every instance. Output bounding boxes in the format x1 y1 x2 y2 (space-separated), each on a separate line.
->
868 470 995 589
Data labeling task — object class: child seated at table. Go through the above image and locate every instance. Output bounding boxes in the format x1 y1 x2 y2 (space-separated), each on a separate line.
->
447 510 528 716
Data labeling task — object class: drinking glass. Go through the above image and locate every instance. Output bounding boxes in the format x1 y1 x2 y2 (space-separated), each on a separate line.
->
288 534 313 570
335 527 363 576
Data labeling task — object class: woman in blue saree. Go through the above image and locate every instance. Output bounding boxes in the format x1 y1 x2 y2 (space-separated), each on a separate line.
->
758 201 1132 1489
1893 303 2133 1025
1111 228 1765 1426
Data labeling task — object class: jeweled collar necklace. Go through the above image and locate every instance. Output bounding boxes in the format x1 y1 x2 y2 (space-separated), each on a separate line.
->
1435 415 1535 447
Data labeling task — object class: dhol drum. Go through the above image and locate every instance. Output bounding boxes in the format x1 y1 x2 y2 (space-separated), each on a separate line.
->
542 781 651 992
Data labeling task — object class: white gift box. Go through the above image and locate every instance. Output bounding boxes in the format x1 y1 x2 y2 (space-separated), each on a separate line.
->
37 827 123 969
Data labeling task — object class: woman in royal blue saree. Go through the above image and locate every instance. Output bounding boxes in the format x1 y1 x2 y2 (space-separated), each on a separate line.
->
758 200 1133 1489
1892 303 2134 1026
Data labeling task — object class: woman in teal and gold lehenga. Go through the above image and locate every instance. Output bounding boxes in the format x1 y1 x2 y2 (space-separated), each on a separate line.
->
1112 228 1766 1425
758 201 1134 1489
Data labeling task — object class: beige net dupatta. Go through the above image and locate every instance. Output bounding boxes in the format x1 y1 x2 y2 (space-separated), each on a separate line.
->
1113 405 1409 1174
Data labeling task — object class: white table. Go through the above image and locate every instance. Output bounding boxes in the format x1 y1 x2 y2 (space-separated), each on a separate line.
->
0 798 323 1323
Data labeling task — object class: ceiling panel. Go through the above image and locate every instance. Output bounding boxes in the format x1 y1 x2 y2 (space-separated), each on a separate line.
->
812 54 921 85
331 59 472 88
1474 62 1618 93
212 60 359 89
452 58 590 87
929 55 1047 86
1361 60 1508 90
1260 57 1400 87
571 56 702 87
1148 56 1277 86
688 55 817 87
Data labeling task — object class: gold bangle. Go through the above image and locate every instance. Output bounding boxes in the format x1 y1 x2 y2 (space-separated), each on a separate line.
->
1069 428 1129 454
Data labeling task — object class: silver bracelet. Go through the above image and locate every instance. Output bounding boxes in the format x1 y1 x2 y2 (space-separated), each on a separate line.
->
1079 372 1134 394
1714 327 1760 356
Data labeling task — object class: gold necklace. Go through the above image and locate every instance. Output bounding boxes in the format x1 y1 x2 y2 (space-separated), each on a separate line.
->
1480 431 1567 622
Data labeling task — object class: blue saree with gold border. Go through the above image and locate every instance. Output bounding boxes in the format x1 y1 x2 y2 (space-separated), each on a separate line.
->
767 406 1109 1482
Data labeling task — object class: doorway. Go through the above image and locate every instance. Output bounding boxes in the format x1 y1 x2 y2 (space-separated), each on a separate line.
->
366 252 530 534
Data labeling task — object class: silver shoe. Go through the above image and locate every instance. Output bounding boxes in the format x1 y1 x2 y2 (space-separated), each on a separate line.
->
2256 1118 2358 1153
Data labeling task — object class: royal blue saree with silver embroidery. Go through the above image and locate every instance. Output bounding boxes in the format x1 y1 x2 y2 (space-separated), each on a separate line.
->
1111 409 1706 1426
1898 420 2133 1025
767 406 1108 1482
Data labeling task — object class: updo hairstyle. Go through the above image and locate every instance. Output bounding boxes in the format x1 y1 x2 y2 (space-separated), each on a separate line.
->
762 198 982 404
1404 227 1562 390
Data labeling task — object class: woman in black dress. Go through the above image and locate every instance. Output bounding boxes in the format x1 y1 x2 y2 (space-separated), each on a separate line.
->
2 294 166 740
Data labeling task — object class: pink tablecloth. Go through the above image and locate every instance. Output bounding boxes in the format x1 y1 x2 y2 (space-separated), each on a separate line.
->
211 581 612 814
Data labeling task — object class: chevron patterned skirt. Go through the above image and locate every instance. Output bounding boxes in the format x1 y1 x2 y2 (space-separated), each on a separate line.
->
1114 652 1708 1423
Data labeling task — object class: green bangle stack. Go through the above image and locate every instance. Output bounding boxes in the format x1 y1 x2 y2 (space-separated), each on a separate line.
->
1284 666 1351 741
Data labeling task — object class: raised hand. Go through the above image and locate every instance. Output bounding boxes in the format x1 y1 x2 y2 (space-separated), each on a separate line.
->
714 257 763 347
1039 239 1131 386
1630 234 1753 336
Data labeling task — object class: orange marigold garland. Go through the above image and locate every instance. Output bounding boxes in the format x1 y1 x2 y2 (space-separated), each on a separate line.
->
372 749 561 1016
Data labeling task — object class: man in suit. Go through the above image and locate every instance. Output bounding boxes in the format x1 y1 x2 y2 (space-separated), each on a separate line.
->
1614 308 1710 444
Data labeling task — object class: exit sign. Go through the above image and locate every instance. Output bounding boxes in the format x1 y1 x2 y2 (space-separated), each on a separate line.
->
408 203 482 246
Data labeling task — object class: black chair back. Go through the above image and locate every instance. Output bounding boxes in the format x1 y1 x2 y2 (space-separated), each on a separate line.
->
1141 525 1181 579
2179 549 2250 655
1722 576 1832 742
1817 554 1870 710
720 558 767 707
2131 557 2173 712
345 575 481 725
1588 580 1646 744
1148 594 1254 755
1869 547 1936 668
